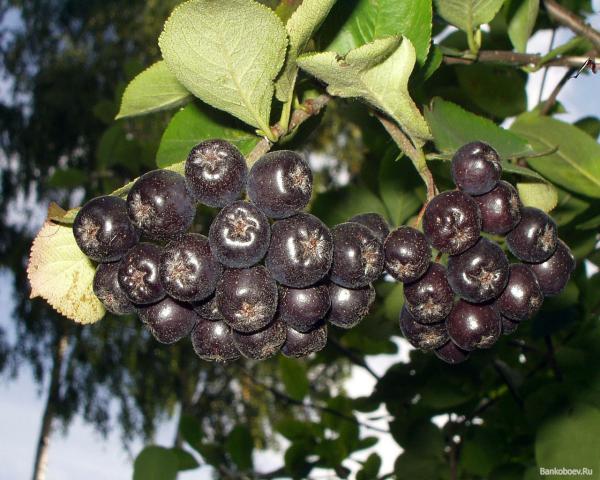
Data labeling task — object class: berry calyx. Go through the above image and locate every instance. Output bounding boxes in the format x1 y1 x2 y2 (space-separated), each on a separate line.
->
422 190 481 255
118 243 165 305
93 262 135 315
399 306 449 350
506 207 557 262
232 318 287 360
266 213 333 288
185 139 247 207
384 226 431 283
279 284 330 332
247 150 312 219
403 262 453 324
349 213 390 244
327 283 375 329
446 300 501 351
73 195 139 262
137 296 198 344
209 200 270 268
159 233 222 302
496 263 543 321
528 239 575 296
451 141 502 195
281 323 328 358
191 319 240 362
473 180 521 235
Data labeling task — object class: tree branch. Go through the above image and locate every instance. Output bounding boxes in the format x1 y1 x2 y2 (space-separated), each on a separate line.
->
328 337 381 381
443 50 598 69
544 0 600 53
540 66 577 115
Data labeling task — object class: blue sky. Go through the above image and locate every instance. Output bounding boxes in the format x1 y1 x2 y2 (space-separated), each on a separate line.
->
0 3 599 480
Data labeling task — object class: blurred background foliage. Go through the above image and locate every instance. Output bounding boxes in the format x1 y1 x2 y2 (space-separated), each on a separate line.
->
1 0 599 479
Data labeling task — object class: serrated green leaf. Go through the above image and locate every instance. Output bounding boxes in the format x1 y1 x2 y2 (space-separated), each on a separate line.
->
424 97 531 159
434 0 505 33
159 0 288 133
279 356 309 400
156 103 260 168
507 0 540 53
226 426 253 471
47 203 80 225
511 114 600 198
275 0 336 102
298 36 431 147
116 61 191 119
517 182 558 212
133 446 179 480
327 0 432 63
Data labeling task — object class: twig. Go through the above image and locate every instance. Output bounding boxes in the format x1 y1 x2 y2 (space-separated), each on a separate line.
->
544 0 600 53
538 29 557 105
443 50 598 69
544 335 563 381
328 336 381 381
540 67 577 115
493 358 524 408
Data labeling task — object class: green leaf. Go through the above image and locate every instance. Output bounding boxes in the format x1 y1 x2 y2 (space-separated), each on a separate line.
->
552 188 590 226
327 0 432 63
96 123 140 168
461 429 505 476
225 425 253 471
511 114 600 198
116 61 192 119
383 282 405 322
394 421 445 479
279 356 309 400
156 103 260 168
535 404 600 475
424 98 531 159
47 168 87 189
159 0 288 134
46 203 80 225
133 446 179 480
311 184 388 226
169 447 199 471
507 0 540 53
575 116 600 139
298 36 431 147
357 453 382 480
275 0 336 102
434 0 505 33
517 182 558 212
179 414 203 451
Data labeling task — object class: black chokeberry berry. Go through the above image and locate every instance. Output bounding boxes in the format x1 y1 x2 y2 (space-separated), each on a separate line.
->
232 317 286 360
496 263 543 321
266 213 333 288
279 284 331 332
434 340 470 364
127 169 195 241
327 283 375 329
137 296 198 344
216 266 278 333
159 233 222 302
422 190 481 255
473 180 521 235
191 319 240 362
501 315 519 335
185 139 247 207
247 150 312 219
93 262 135 315
281 323 328 358
446 300 501 351
209 200 270 268
192 294 223 321
330 222 384 288
118 243 165 304
451 141 502 195
404 262 453 324
506 207 557 263
349 213 390 244
529 239 575 296
447 237 509 303
399 306 449 350
73 195 139 262
384 226 431 283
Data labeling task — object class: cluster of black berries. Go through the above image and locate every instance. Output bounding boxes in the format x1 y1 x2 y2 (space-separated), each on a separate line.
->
388 142 575 364
73 140 386 362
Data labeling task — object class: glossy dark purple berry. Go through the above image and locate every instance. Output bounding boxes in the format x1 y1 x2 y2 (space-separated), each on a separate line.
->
232 318 286 360
451 141 501 195
327 283 375 329
506 207 557 263
137 297 198 344
118 243 165 304
434 340 470 364
399 306 449 350
496 264 543 321
501 315 519 335
159 233 222 302
446 300 501 351
447 238 509 303
216 266 278 333
330 222 384 288
404 262 453 324
281 323 327 358
422 191 481 255
473 180 521 235
127 169 195 241
266 213 333 288
93 262 135 315
384 226 431 283
529 240 575 296
209 200 270 268
73 195 139 262
192 294 223 321
191 319 240 362
247 150 312 219
185 139 247 207
349 213 390 244
279 284 330 332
